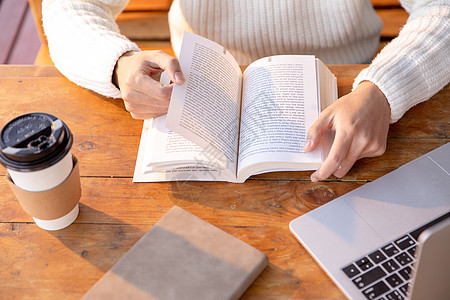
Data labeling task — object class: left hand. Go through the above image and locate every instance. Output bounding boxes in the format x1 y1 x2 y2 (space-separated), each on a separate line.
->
113 50 185 119
304 81 391 181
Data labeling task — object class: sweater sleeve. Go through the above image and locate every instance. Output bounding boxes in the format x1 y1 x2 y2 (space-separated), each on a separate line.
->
42 0 140 98
353 0 450 123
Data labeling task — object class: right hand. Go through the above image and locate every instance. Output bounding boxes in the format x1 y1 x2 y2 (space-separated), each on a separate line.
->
304 81 391 181
113 50 185 119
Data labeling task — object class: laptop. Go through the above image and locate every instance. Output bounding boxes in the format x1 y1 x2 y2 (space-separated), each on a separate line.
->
289 143 450 300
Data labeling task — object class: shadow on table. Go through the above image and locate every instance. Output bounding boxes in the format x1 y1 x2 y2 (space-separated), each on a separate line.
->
46 204 297 298
48 203 146 272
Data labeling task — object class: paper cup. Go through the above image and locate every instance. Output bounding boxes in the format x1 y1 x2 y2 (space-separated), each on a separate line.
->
7 150 73 192
1 113 81 230
33 203 79 231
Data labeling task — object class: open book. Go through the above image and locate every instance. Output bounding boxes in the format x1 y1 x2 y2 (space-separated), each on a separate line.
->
133 32 337 183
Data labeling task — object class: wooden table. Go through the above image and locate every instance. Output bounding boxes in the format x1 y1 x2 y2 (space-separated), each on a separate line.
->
0 65 448 299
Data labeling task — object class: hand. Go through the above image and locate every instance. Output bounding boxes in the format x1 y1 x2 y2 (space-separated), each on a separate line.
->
113 50 185 119
304 81 391 181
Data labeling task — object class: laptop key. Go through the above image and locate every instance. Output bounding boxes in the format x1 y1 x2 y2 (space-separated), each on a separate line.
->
368 250 387 264
362 280 390 300
407 246 416 258
355 257 373 271
394 252 413 266
382 259 400 273
399 283 410 296
386 290 404 300
394 235 415 250
398 266 412 281
386 273 403 288
381 243 400 257
352 266 386 289
342 263 360 278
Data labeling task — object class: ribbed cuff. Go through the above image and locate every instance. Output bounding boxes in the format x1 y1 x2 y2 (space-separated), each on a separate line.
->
353 4 450 123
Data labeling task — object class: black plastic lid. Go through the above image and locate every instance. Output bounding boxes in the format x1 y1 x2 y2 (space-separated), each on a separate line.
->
0 113 73 171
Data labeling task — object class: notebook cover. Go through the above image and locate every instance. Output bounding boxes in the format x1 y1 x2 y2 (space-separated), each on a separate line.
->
82 206 268 300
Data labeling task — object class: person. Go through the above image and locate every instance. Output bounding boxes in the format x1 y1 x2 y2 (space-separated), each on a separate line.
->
42 0 449 182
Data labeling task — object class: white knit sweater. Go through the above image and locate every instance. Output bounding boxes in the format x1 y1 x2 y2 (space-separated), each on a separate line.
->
42 0 450 123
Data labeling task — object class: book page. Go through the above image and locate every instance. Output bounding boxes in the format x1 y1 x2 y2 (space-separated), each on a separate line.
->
143 115 210 166
133 116 233 182
166 32 242 176
139 166 231 182
238 55 323 175
316 59 337 161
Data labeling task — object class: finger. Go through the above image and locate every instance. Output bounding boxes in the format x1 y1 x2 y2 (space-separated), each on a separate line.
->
304 111 332 152
144 50 185 84
132 75 174 101
333 136 387 178
129 111 166 120
124 99 169 115
311 130 352 182
122 88 171 107
333 143 361 178
361 139 387 159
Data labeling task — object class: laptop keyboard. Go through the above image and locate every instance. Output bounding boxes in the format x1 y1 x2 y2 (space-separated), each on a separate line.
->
341 212 450 300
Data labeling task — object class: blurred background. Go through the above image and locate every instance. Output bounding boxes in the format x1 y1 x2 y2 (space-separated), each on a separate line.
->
0 0 40 64
0 0 406 65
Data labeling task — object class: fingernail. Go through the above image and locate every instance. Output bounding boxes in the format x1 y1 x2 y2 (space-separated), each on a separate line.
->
304 139 312 151
311 172 319 182
174 72 185 84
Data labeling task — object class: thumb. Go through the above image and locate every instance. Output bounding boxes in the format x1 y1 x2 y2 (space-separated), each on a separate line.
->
147 51 185 84
304 112 332 152
165 61 185 85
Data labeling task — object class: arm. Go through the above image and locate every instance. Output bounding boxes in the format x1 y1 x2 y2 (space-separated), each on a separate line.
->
42 0 138 98
354 0 450 122
305 0 450 181
42 0 184 119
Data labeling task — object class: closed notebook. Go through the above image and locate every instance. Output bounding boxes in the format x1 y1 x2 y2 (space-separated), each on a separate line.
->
82 206 268 300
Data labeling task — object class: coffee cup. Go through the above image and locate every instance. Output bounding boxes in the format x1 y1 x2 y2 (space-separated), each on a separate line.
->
0 112 81 230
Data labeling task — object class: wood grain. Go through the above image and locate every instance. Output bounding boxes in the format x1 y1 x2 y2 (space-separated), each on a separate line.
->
116 11 170 40
371 0 400 7
124 0 172 11
136 40 175 56
377 8 409 38
0 222 345 299
0 65 448 300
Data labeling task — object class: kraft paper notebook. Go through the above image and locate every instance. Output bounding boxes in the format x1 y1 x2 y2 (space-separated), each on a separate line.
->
82 206 268 300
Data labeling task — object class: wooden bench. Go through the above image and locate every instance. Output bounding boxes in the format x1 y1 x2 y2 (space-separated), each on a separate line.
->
29 0 408 65
0 0 41 64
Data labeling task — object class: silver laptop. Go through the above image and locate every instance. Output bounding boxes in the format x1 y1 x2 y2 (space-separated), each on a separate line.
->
290 143 450 300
